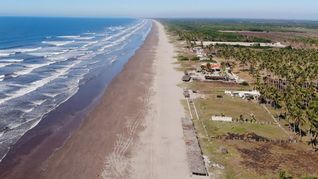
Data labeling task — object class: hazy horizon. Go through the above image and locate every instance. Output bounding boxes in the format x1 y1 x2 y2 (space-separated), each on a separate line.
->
0 0 318 20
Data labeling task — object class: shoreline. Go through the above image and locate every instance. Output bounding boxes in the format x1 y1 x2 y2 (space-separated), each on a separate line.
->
0 21 156 178
0 21 194 179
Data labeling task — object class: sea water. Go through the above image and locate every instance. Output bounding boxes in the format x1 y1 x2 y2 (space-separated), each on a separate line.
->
0 17 152 161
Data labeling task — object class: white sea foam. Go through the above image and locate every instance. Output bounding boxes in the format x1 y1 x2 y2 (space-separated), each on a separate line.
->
57 35 81 39
108 26 125 31
32 99 47 106
101 21 146 52
77 36 95 40
11 62 53 78
42 41 75 46
58 35 95 41
97 21 146 52
98 44 114 52
0 52 12 57
82 41 98 48
110 57 118 64
7 122 23 130
83 32 96 35
0 63 11 68
19 108 34 113
0 47 42 56
0 61 80 105
46 50 85 61
13 47 42 53
28 51 63 57
0 75 4 81
27 48 69 58
78 52 96 60
0 59 24 63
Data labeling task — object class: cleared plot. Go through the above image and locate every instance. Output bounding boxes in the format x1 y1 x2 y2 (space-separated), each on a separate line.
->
205 121 290 140
195 94 274 123
183 81 318 178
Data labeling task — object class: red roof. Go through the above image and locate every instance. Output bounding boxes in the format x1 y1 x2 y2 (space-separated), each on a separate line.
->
211 63 220 68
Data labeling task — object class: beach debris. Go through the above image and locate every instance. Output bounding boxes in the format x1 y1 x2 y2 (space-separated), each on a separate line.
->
216 95 223 98
181 117 209 176
219 146 229 154
211 163 225 170
219 132 270 142
183 89 190 98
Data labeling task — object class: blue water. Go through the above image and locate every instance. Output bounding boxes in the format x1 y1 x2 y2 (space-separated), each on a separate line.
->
0 17 152 161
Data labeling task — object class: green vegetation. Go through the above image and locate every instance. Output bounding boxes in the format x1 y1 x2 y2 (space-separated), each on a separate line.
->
162 19 318 44
279 170 293 179
190 56 200 61
164 20 271 43
217 46 318 149
177 55 189 61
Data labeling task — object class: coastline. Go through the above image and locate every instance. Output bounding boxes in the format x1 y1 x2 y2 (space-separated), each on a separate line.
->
0 21 193 179
0 21 156 178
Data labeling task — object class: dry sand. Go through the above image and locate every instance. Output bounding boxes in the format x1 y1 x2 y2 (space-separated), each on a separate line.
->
128 21 193 179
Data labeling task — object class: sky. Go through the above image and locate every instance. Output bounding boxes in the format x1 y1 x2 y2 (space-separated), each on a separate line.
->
0 0 318 20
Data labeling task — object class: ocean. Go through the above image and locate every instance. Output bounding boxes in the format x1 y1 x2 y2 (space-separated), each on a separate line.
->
0 17 152 161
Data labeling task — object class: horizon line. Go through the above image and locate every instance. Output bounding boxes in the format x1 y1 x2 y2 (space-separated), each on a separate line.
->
0 15 318 22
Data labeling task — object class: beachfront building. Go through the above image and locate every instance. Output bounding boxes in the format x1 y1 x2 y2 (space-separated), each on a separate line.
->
192 47 211 61
211 116 233 122
192 47 205 58
225 90 260 100
182 75 191 82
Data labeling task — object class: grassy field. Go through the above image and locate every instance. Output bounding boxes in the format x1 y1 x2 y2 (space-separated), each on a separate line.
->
182 81 318 179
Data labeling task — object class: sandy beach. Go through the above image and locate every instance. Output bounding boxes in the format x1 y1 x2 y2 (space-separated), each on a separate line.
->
0 21 193 179
128 21 193 179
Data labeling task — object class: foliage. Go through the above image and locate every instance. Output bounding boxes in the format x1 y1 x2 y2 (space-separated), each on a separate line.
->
279 170 293 179
163 20 272 43
177 55 189 61
217 45 318 148
190 56 200 61
240 81 249 86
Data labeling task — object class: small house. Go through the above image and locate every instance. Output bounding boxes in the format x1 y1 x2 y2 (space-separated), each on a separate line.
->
211 116 233 122
182 75 191 82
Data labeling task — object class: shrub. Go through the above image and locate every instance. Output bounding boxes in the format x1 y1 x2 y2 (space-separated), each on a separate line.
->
240 81 249 86
177 55 189 61
191 56 200 61
278 170 292 179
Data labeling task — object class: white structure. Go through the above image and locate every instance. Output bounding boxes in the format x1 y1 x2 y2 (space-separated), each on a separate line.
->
211 116 233 122
197 41 286 48
225 90 260 100
192 47 206 58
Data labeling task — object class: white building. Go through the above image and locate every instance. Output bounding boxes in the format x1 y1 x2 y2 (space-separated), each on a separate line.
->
225 90 260 100
211 116 233 122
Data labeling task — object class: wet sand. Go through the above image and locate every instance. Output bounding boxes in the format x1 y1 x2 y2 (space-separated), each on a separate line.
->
0 22 157 179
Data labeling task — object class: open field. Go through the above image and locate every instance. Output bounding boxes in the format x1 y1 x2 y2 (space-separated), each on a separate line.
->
182 81 318 179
